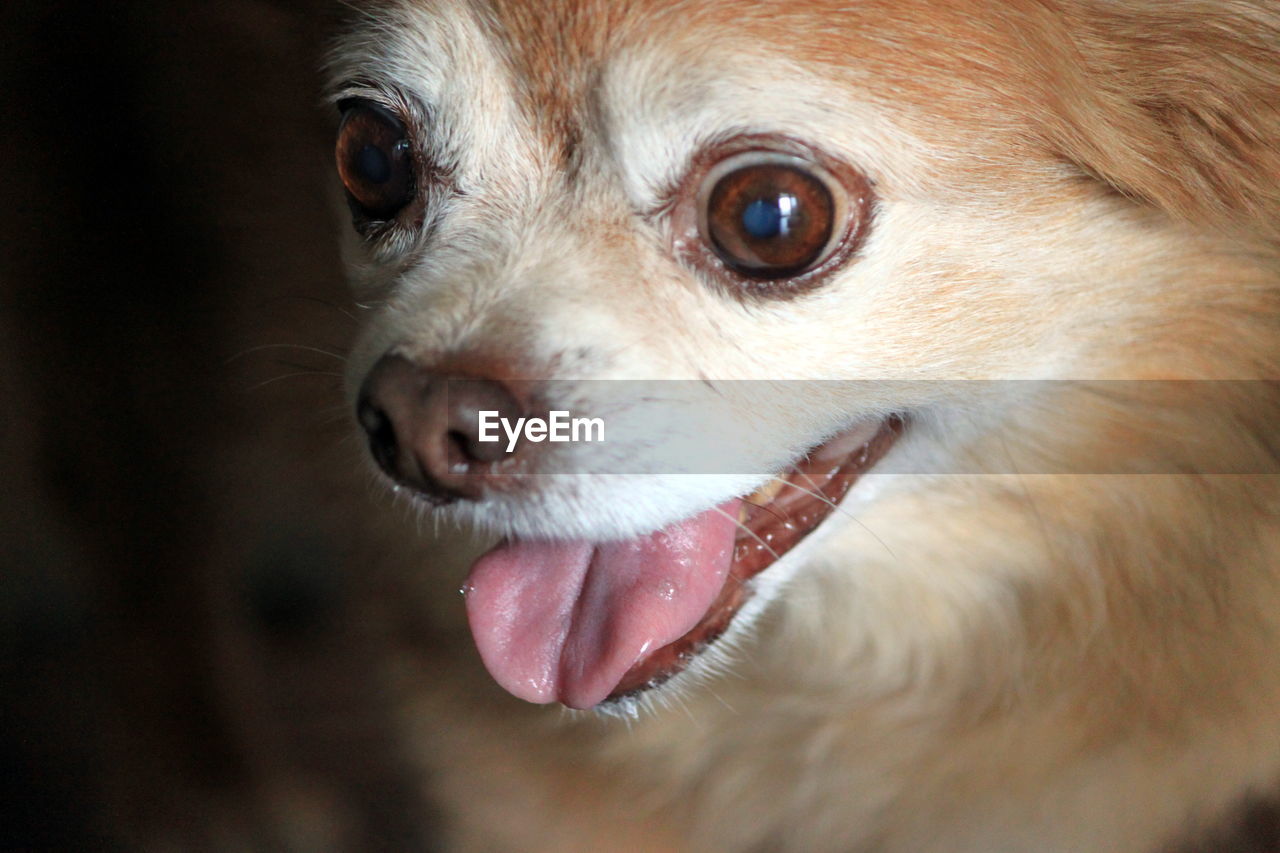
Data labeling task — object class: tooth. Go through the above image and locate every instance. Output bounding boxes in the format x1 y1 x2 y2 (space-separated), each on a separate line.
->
740 477 787 523
746 477 787 505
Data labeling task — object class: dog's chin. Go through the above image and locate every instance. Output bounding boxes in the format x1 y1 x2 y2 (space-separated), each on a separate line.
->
452 416 903 712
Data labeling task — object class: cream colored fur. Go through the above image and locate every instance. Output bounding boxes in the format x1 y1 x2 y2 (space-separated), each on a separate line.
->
330 1 1280 849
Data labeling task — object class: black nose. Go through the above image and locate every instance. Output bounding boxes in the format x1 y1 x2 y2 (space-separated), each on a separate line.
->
357 354 529 501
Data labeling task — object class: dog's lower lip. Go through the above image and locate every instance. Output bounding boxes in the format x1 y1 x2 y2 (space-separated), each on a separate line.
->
605 415 904 702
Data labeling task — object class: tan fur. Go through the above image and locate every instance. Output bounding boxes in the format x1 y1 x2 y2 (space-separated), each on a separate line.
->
332 1 1280 850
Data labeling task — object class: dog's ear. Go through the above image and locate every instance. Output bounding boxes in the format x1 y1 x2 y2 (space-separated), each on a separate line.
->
1039 1 1280 244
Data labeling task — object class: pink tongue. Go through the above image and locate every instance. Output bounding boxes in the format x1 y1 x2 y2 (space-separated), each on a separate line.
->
464 501 739 709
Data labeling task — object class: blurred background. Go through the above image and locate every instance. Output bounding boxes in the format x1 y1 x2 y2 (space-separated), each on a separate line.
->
0 1 457 848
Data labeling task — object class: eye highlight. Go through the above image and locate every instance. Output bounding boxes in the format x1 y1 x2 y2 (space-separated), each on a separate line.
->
672 140 872 295
335 99 416 225
705 157 835 278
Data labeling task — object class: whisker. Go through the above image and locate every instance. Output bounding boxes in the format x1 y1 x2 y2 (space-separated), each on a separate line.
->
321 403 354 423
704 683 738 715
227 343 347 364
792 470 839 510
244 371 344 393
256 292 360 323
740 493 788 524
270 358 341 373
710 505 781 563
774 474 896 561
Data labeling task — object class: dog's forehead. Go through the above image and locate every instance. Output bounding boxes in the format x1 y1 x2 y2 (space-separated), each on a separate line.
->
388 0 755 153
336 0 1065 201
420 0 904 125
455 0 662 173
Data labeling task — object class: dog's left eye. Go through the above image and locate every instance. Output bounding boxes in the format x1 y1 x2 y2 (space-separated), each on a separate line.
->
671 144 872 294
702 154 838 279
335 99 416 226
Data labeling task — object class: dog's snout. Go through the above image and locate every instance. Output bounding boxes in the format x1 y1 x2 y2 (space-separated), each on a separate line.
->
357 354 528 502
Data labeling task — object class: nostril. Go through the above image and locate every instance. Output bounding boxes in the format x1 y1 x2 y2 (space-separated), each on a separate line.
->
448 423 508 466
357 396 399 473
445 379 525 464
446 428 476 470
356 354 533 502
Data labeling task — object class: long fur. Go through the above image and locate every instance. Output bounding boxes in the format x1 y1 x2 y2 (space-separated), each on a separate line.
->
331 1 1280 850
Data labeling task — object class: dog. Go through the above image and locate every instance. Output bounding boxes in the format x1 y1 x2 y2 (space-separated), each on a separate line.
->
327 1 1280 849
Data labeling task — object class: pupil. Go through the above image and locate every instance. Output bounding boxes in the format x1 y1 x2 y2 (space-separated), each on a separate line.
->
356 144 392 184
741 194 798 240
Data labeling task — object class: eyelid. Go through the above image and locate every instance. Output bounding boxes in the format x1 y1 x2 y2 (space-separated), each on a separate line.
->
337 98 407 130
335 93 406 122
700 152 845 221
336 95 372 113
649 133 833 219
329 82 422 127
700 150 831 188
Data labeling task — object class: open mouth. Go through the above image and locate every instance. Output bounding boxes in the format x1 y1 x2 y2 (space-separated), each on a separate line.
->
463 416 903 709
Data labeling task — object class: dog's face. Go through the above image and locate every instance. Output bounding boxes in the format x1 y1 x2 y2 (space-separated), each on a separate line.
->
329 0 1246 711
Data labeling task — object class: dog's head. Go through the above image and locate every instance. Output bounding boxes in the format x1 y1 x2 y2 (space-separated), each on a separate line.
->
328 0 1280 711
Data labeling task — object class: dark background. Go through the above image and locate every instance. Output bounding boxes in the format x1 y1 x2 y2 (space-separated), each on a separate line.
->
0 1 447 848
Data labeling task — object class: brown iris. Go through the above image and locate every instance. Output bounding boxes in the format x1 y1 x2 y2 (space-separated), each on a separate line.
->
335 100 415 223
704 163 835 278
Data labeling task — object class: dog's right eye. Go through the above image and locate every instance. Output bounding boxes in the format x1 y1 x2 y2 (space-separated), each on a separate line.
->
335 100 415 225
